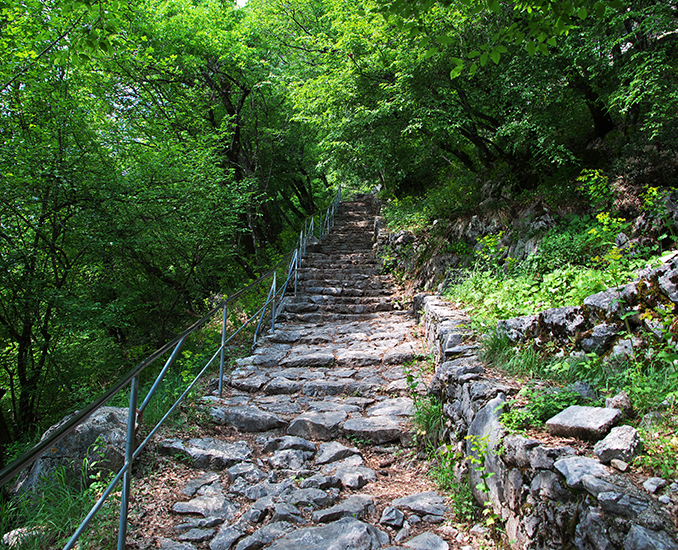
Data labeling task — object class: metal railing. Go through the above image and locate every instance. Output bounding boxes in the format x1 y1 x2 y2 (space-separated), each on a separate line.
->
0 187 341 550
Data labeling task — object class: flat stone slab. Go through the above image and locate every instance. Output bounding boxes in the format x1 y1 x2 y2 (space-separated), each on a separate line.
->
403 532 449 550
160 438 252 470
263 436 316 454
287 488 335 508
391 492 447 517
268 449 313 470
334 465 377 490
624 525 677 550
183 472 221 496
598 491 649 518
279 351 335 368
302 380 347 397
380 506 405 528
266 518 389 550
175 517 223 533
234 522 295 550
228 462 266 484
343 416 404 444
158 537 198 550
366 397 413 417
231 375 269 392
383 344 416 364
210 406 286 432
172 487 237 519
178 528 214 542
300 474 342 490
287 411 347 441
315 441 361 465
210 523 247 550
265 378 304 395
307 400 361 413
554 456 609 489
312 495 375 523
243 480 295 501
335 349 382 366
546 405 621 440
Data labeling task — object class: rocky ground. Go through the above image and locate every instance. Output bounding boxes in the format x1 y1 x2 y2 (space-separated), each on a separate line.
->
124 197 495 550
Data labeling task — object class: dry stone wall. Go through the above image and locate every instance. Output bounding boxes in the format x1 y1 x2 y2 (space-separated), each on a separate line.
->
416 294 678 550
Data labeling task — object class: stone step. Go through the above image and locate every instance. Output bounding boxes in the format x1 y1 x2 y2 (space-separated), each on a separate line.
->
298 270 385 281
283 300 395 315
298 282 391 294
300 264 380 275
298 287 390 297
277 311 392 323
303 255 377 265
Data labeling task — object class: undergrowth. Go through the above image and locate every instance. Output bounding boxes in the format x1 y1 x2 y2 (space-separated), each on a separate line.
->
406 360 481 526
0 444 119 549
393 176 678 480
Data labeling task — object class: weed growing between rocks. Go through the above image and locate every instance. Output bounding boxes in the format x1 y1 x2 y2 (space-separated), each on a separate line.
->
0 459 119 549
405 360 493 533
634 412 678 479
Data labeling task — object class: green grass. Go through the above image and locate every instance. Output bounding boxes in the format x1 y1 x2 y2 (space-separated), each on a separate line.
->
0 464 119 550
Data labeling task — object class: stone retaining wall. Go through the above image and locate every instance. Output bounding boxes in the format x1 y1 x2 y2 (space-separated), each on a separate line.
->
415 294 677 550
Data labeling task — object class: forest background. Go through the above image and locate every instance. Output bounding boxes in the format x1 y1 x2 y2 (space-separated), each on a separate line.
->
1 0 676 466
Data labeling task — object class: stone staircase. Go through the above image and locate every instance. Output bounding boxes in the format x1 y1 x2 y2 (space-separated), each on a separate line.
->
145 196 465 550
281 199 397 324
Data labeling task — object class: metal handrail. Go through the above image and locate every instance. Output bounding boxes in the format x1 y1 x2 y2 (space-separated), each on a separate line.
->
0 186 341 550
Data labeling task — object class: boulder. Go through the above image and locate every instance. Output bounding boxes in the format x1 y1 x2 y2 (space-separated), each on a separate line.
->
605 391 634 418
209 406 285 432
584 289 625 321
15 406 129 493
580 323 619 354
539 306 589 343
624 525 677 550
496 315 539 343
287 411 346 441
160 438 252 470
593 426 642 464
554 457 609 489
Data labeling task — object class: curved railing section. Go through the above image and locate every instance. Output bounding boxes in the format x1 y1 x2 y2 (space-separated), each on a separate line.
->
0 187 341 550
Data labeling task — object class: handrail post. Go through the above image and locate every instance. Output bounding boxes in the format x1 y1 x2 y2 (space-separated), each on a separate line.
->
138 335 186 415
117 375 139 550
271 271 277 332
218 304 228 398
294 250 298 296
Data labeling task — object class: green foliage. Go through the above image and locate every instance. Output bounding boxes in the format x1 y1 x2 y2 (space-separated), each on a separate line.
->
641 186 677 241
465 434 501 530
634 413 678 479
577 169 613 212
406 364 445 448
429 444 477 524
382 196 431 232
501 386 586 432
0 447 119 549
445 210 663 322
465 434 495 495
376 0 625 79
